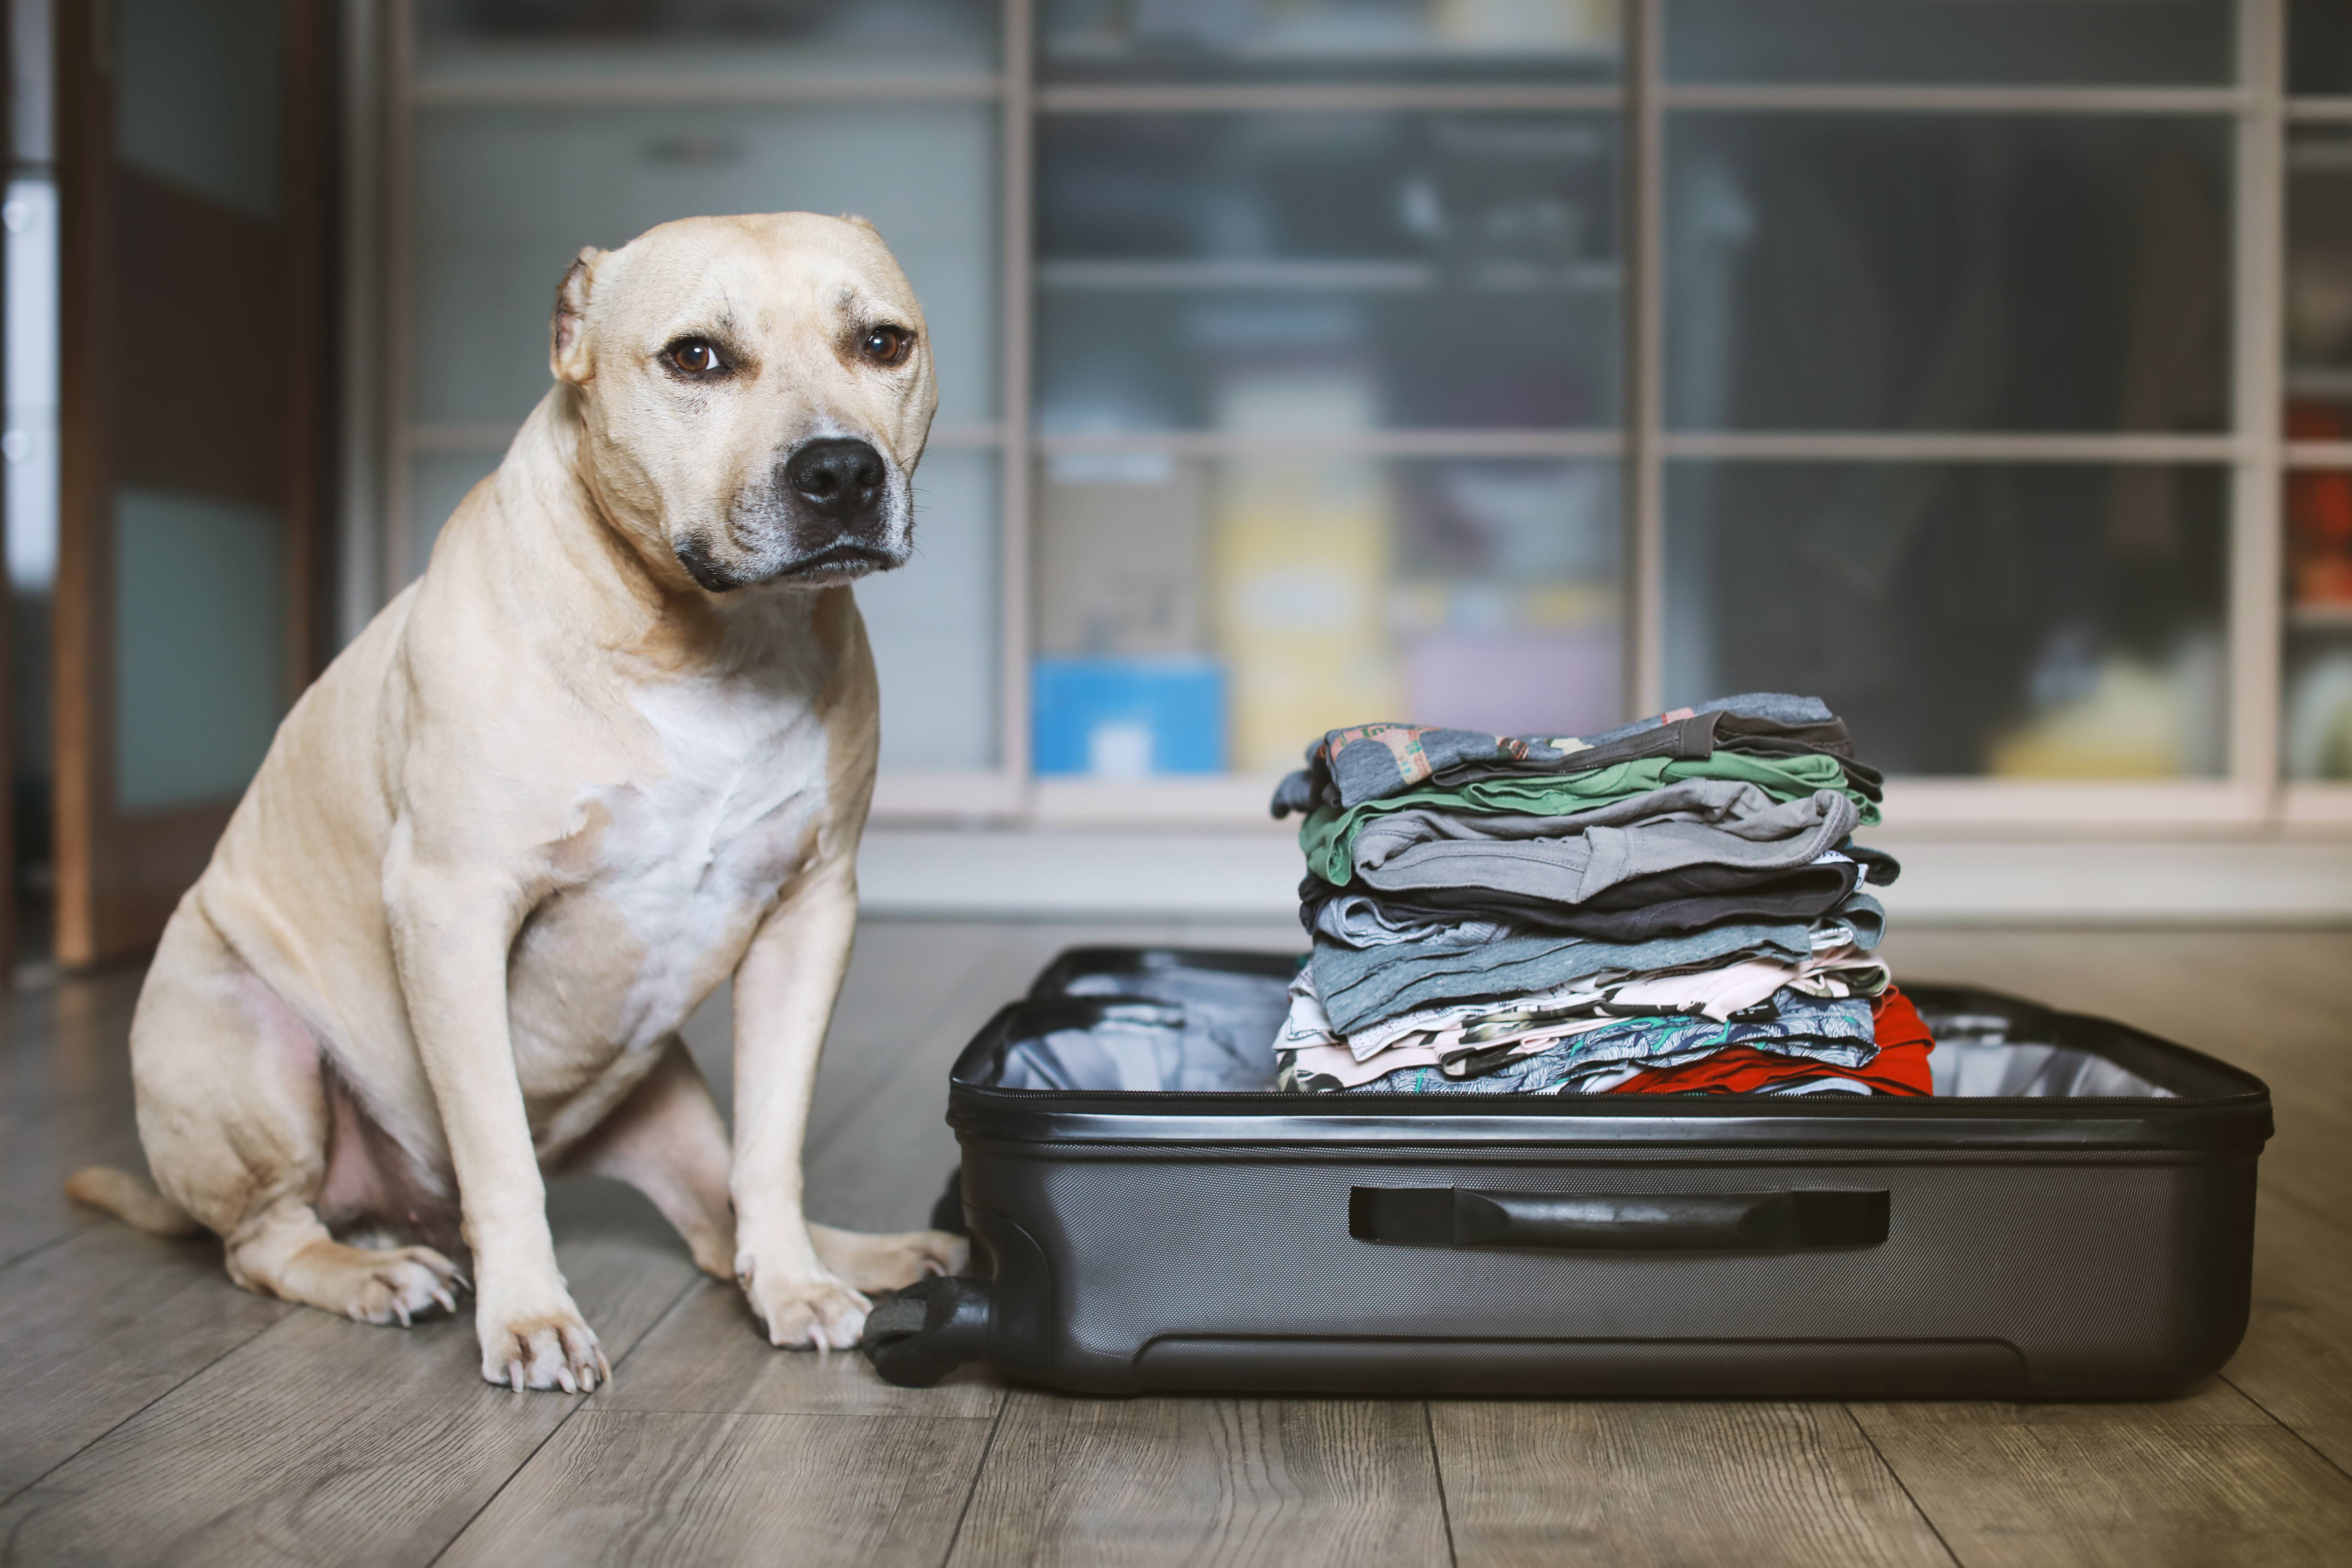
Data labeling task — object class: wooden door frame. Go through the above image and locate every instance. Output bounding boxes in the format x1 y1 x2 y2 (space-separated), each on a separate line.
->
52 0 332 967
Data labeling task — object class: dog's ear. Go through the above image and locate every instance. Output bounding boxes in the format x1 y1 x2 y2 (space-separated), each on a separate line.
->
550 246 606 385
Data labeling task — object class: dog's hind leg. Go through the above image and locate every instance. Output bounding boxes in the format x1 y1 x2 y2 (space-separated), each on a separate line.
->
806 1223 967 1294
561 1035 737 1278
125 903 462 1326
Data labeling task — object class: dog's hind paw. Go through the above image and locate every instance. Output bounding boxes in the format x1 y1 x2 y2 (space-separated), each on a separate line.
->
738 1257 870 1351
275 1238 464 1328
809 1223 970 1294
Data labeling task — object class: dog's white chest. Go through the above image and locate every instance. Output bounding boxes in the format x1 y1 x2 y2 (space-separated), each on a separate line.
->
581 671 834 1047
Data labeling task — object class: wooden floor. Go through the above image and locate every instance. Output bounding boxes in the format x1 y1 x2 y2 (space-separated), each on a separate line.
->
4 920 2352 1566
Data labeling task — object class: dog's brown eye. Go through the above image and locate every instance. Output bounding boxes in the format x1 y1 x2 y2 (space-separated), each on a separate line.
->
860 324 911 366
665 338 726 376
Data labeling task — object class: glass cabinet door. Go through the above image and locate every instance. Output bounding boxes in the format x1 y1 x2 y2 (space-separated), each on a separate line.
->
364 1 2352 822
2285 29 2352 783
402 0 1005 772
1031 1 1625 780
1659 3 2237 782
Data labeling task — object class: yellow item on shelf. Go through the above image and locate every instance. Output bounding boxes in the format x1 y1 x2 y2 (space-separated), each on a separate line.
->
1987 646 2222 779
1212 457 1401 774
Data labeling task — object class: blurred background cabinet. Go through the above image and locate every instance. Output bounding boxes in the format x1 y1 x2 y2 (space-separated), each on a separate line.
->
19 0 2352 967
335 0 2352 825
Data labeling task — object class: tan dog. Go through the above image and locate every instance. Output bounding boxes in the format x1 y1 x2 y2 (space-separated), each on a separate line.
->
68 212 965 1391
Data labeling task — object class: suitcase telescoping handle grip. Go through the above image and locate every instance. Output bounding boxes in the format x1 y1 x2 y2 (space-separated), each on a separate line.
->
1349 1186 1888 1250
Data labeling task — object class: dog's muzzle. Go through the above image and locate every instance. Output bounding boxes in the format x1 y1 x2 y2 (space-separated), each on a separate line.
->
677 436 912 591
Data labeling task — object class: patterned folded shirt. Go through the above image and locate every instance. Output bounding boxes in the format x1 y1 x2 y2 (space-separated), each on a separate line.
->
1269 693 1850 818
1309 991 1878 1097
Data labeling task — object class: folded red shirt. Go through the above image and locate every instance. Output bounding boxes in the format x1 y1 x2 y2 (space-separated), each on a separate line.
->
1607 986 1935 1097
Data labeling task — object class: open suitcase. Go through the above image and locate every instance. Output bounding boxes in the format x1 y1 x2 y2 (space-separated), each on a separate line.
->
862 947 2271 1399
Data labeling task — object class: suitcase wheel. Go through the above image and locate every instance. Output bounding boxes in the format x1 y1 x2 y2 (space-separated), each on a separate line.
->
861 1274 992 1387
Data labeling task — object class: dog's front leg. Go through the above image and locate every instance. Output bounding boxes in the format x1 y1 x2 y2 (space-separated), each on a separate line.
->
729 856 870 1349
385 844 606 1392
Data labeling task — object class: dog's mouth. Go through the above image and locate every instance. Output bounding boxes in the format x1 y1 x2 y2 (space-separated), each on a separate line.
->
673 537 905 593
774 540 903 583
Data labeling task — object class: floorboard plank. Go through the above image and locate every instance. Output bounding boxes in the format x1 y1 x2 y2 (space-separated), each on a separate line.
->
0 971 151 1268
0 1224 289 1504
591 1278 1002 1419
1430 1400 1951 1568
1848 1379 2352 1567
945 1390 1449 1568
2224 1185 2352 1473
0 1092 146 1269
0 1183 698 1568
437 1406 995 1568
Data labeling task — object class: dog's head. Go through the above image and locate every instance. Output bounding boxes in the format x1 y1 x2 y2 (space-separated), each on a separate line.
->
550 212 938 593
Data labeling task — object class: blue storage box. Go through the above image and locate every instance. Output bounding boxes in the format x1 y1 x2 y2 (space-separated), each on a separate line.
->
1032 656 1227 777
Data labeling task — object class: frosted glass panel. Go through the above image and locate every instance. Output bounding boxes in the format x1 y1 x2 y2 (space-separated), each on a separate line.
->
408 452 498 582
861 449 1000 770
2285 639 2352 780
1664 113 2231 434
1666 0 2234 86
1037 113 1620 432
1035 456 1620 777
412 102 997 430
2291 0 2352 96
1664 462 2227 778
114 489 288 811
116 0 282 218
2284 464 2352 779
2285 126 2352 426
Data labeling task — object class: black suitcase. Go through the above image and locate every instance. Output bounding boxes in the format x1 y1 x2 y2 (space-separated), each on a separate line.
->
863 946 2270 1399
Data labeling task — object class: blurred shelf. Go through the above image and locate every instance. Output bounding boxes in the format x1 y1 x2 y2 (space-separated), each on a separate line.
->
410 66 1003 107
1036 82 1623 114
2284 439 2352 468
2286 366 2352 398
1035 258 1621 293
1031 427 1624 458
405 421 1007 453
1661 83 2246 116
2288 601 2352 631
1658 430 2239 463
2287 138 2352 172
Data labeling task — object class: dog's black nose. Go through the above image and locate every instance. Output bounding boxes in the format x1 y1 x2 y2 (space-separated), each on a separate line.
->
785 438 887 527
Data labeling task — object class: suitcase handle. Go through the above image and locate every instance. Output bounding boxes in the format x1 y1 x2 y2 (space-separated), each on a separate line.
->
1349 1186 1888 1250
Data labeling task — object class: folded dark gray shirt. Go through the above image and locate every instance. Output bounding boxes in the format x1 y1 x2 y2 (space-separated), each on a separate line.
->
1347 782 1861 907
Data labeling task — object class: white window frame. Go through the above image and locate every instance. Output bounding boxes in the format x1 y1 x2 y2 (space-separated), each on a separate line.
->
342 0 2352 834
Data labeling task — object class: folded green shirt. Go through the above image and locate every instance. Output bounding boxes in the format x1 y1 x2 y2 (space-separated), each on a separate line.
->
1296 751 1880 885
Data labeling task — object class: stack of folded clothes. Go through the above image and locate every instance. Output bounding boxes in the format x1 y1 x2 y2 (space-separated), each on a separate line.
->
1267 693 1935 1097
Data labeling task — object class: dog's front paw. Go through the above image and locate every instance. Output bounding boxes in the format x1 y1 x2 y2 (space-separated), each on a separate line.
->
737 1251 870 1350
475 1286 608 1393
